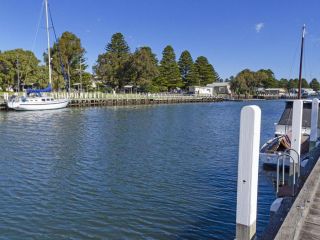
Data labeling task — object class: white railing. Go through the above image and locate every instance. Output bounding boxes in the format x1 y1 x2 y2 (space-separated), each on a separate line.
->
0 92 220 103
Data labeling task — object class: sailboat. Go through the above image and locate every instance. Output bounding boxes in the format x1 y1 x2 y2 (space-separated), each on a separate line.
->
260 25 318 168
7 0 68 111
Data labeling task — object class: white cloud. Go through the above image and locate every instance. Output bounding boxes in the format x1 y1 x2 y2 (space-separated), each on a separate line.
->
255 22 264 33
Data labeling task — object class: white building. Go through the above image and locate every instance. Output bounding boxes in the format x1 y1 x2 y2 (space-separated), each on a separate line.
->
264 88 287 96
206 82 231 95
188 86 213 96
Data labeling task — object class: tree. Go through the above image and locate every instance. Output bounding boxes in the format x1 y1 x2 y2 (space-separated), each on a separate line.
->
185 64 200 87
94 32 130 89
310 78 320 91
288 79 298 90
278 78 289 90
0 49 43 90
194 56 218 86
178 50 193 88
256 69 278 88
158 45 182 91
230 74 248 94
79 72 93 91
127 47 159 91
240 69 256 93
301 78 309 88
49 31 87 90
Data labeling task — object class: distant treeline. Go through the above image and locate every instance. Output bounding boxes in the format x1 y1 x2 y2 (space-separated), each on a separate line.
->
228 69 320 94
0 32 220 92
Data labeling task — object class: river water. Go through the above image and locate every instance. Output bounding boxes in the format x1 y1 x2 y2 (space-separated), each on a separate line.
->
0 101 285 239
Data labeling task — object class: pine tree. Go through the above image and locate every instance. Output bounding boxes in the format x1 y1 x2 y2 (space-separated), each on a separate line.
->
310 78 320 91
301 78 309 88
106 33 130 55
158 45 183 91
94 32 131 89
178 50 193 88
127 47 159 91
49 31 86 90
194 56 218 86
186 64 200 86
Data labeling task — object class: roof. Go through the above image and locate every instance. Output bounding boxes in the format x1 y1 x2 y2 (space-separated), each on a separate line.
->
189 86 211 88
206 82 230 87
265 88 286 91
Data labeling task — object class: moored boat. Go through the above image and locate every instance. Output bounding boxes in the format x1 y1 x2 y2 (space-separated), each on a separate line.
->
7 0 68 111
7 94 68 111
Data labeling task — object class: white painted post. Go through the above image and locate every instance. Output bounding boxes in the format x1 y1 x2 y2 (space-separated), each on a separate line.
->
291 100 303 165
310 98 319 148
236 105 261 240
288 100 303 186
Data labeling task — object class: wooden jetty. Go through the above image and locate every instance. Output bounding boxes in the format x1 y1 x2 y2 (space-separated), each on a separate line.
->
236 99 320 240
274 155 320 239
0 92 224 110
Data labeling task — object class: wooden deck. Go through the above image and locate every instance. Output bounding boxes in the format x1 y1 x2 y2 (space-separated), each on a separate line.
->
275 155 320 239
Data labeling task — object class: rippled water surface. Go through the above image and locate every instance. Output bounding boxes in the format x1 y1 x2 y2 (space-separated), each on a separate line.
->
0 101 285 239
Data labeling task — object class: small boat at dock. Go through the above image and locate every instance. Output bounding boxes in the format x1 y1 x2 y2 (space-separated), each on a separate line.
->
260 25 318 169
7 0 68 111
260 99 319 168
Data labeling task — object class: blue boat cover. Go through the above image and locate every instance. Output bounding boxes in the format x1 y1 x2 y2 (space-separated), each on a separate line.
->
27 84 52 95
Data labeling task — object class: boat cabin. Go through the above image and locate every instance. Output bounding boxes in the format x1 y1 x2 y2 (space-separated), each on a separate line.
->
21 96 55 103
275 100 320 136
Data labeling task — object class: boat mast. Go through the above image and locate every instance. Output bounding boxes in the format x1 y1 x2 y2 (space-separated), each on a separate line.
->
298 24 306 99
45 0 52 85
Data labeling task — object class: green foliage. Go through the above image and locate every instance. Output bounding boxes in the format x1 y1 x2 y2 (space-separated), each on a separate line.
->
301 78 309 88
288 79 298 89
0 49 44 90
106 32 130 55
310 78 320 91
194 56 217 86
278 78 289 90
127 47 159 91
186 64 200 87
256 69 278 88
158 45 183 90
94 32 130 89
178 50 193 87
49 31 87 90
230 74 248 94
230 69 278 94
79 72 93 91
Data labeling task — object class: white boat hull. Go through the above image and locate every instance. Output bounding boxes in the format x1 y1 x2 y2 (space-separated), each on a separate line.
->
7 98 69 111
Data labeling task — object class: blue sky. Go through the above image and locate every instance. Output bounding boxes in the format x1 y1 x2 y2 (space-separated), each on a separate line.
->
1 0 320 81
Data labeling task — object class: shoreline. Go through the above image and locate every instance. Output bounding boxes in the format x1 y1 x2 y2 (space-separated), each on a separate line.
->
0 95 224 111
0 92 306 111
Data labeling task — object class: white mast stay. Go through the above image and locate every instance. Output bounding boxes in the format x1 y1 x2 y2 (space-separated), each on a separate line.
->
44 0 52 85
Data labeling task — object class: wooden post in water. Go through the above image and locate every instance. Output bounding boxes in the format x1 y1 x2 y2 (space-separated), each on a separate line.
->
236 105 261 240
310 98 319 149
289 100 303 187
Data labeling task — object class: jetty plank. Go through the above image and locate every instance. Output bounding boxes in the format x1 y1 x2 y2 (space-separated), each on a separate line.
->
275 156 320 240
